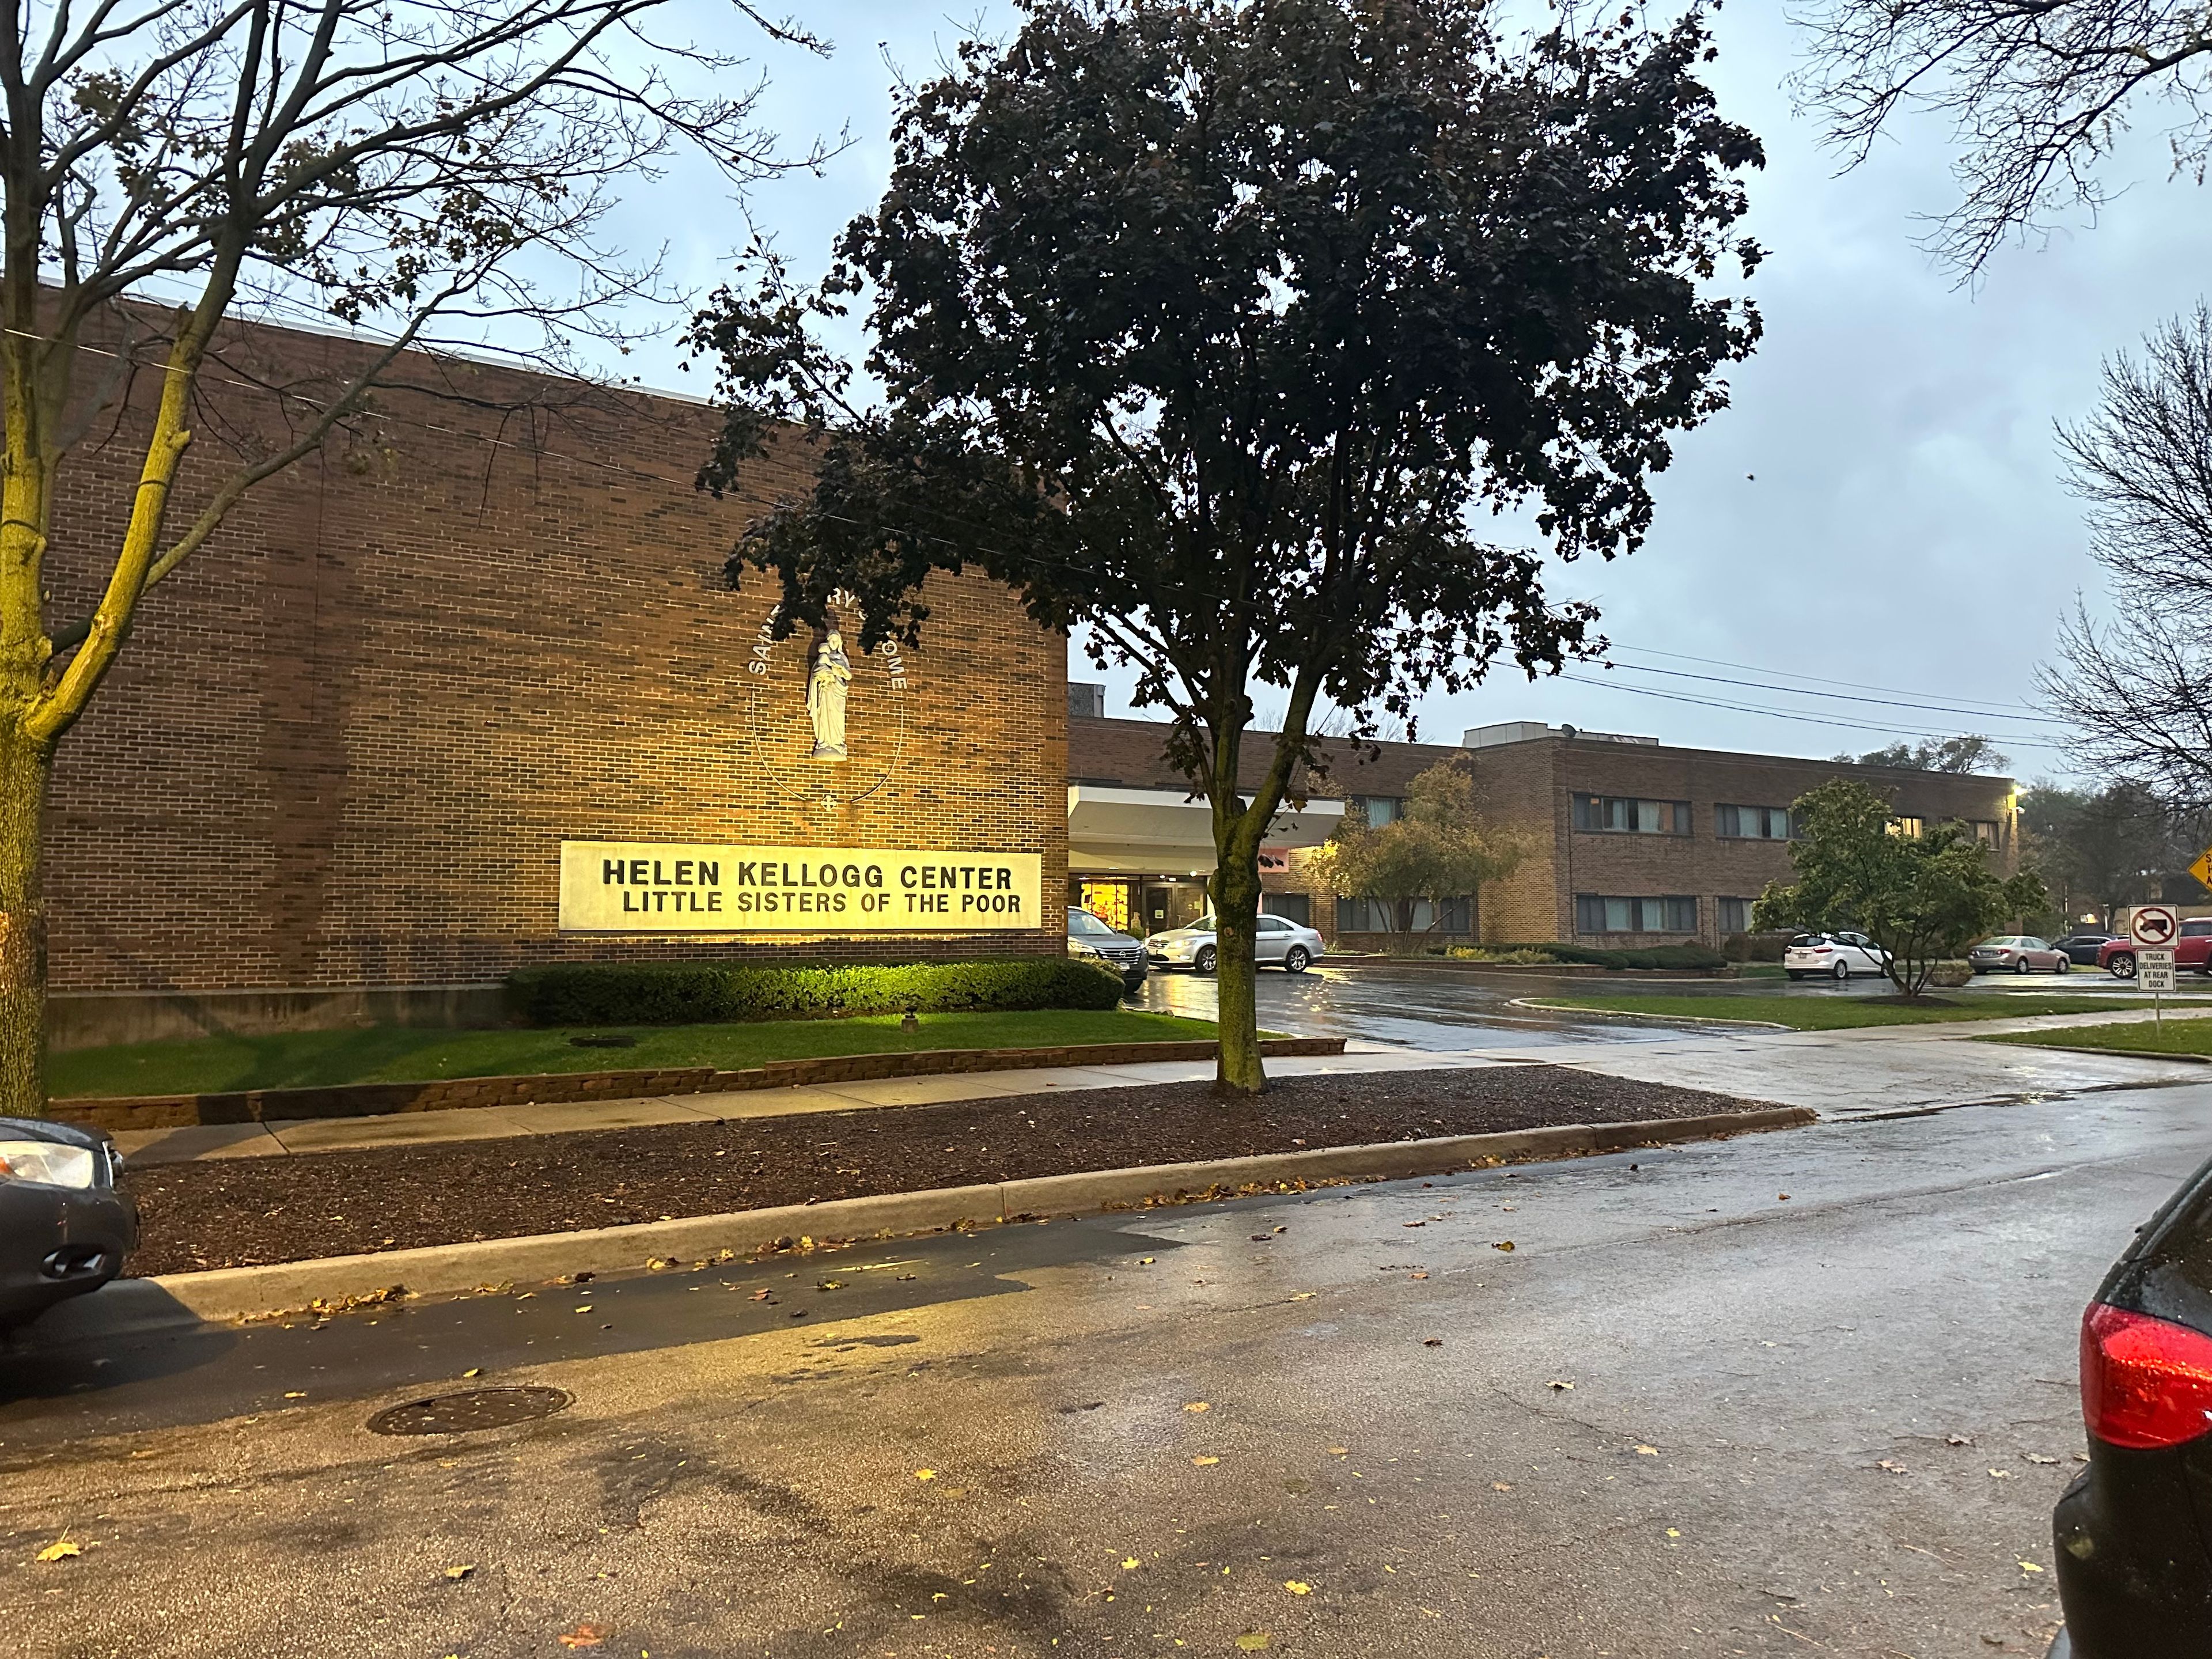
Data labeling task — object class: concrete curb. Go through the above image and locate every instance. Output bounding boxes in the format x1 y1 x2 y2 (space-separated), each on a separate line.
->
1508 998 1790 1031
1976 1037 2212 1065
86 1106 1813 1327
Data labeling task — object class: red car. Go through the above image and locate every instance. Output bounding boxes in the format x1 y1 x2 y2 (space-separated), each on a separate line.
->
2099 917 2212 978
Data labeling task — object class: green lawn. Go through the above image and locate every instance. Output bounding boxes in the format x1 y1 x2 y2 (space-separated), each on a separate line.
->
52 1008 1221 1099
1527 991 2162 1032
1985 1017 2212 1058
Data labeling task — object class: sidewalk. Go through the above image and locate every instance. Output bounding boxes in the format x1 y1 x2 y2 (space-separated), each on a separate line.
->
109 1007 2212 1167
111 1043 1509 1166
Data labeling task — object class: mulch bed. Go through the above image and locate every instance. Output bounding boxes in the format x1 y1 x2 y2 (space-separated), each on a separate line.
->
124 1066 1766 1275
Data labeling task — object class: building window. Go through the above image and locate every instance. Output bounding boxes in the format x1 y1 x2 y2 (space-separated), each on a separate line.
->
1263 892 1312 927
1889 816 1924 839
1575 893 1699 934
1968 820 1999 847
1715 804 1794 840
1335 896 1472 933
1717 896 1755 934
1350 795 1403 827
1572 794 1691 835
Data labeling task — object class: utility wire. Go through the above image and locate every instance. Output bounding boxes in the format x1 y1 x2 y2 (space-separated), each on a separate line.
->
1556 673 2068 750
1591 658 2071 725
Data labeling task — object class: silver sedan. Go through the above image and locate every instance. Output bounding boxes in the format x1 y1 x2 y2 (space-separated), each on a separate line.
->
1145 912 1325 974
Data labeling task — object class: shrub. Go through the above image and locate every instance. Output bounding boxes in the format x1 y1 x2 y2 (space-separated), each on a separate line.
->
508 957 1127 1026
1447 946 1559 965
1490 941 1729 971
1721 931 1791 964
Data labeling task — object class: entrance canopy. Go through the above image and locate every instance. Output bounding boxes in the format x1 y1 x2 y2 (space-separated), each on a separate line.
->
1067 785 1345 874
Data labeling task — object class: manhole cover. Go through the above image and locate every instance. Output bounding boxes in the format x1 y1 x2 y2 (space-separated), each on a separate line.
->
366 1385 573 1435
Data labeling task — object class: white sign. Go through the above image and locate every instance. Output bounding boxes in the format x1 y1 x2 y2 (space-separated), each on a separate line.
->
2134 905 2180 946
2139 948 2177 992
558 842 1043 934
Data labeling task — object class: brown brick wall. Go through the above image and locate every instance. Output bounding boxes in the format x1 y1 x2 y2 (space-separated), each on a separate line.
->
1075 719 2017 948
41 316 1067 994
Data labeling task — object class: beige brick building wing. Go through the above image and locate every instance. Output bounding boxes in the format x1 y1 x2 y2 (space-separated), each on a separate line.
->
1063 702 2018 950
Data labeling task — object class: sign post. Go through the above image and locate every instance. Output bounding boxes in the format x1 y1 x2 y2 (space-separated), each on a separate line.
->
2134 905 2180 1029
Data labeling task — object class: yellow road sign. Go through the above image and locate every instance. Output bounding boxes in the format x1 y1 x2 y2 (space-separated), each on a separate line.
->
2192 847 2212 893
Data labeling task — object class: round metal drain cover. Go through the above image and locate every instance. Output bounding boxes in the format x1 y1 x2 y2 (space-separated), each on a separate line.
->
366 1385 573 1436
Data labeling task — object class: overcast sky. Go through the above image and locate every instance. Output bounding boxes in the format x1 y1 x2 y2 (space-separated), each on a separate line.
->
607 0 2212 784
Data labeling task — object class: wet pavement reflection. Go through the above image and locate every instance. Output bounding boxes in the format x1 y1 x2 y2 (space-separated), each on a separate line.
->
1124 959 2212 1050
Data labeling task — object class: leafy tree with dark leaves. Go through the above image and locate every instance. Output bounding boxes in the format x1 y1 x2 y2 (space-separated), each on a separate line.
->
1832 735 2010 774
691 0 1764 1092
1753 778 2047 996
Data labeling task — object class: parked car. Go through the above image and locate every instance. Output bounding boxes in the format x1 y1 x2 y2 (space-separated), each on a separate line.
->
1146 912 1325 974
0 1118 135 1331
2100 917 2212 979
2054 932 2119 967
2048 1149 2212 1655
1067 907 1146 989
1969 935 2071 975
1782 931 1892 981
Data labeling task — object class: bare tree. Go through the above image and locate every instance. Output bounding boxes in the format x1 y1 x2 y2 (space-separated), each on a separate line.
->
2044 306 2212 804
0 0 830 1116
1793 1 2212 274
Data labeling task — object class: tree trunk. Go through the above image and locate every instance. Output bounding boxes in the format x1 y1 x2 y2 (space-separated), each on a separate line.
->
1213 835 1266 1096
0 717 50 1118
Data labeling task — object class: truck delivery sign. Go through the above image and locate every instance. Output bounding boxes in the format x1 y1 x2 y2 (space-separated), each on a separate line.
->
558 842 1043 934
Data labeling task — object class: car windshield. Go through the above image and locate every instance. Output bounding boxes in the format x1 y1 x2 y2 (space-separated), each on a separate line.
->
1068 911 1116 938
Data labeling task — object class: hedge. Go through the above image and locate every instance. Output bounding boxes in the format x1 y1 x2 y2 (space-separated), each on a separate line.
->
506 957 1128 1027
1492 941 1729 972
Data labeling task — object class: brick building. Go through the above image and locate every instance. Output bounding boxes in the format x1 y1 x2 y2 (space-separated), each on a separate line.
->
1063 699 2018 950
41 313 1067 1045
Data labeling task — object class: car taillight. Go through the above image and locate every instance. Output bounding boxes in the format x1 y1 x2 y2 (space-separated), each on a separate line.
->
2082 1303 2212 1449
1811 946 1831 954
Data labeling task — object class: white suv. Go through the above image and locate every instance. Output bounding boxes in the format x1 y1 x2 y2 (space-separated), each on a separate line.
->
1145 912 1326 974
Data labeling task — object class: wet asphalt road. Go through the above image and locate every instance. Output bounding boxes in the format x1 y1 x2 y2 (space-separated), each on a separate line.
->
1125 960 2200 1050
6 1084 2207 1657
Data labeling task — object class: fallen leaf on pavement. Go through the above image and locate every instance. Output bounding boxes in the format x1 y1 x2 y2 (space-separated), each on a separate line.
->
1184 1402 1210 1413
1491 1482 1513 1493
2025 1453 2060 1465
749 1289 772 1301
1634 1445 1659 1456
35 1539 80 1563
556 1623 612 1649
1235 1636 1272 1652
1192 1456 1219 1467
1122 1558 1141 1570
445 1565 476 1581
1423 1338 1444 1347
1289 1292 1316 1301
1283 1581 1312 1596
1946 1434 1974 1446
1876 1460 1908 1475
1547 1379 1574 1392
1989 1469 2013 1479
1666 1528 1681 1539
1402 1221 1426 1229
2019 1560 2043 1574
915 1469 937 1481
283 1391 307 1399
1326 1447 1347 1456
1409 1272 1429 1281
1493 1241 1516 1252
461 1368 482 1380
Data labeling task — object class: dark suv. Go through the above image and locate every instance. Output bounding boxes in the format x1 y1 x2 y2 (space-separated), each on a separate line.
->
2050 1151 2212 1654
1067 907 1146 990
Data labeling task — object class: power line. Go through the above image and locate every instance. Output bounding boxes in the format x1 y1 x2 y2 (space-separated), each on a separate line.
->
1592 658 2070 726
1556 672 2068 750
1605 642 2050 722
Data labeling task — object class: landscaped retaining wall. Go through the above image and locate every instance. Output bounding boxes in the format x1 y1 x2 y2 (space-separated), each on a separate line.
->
51 1036 1349 1131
